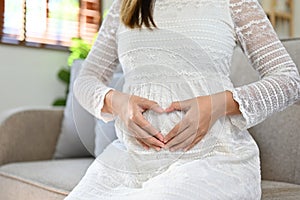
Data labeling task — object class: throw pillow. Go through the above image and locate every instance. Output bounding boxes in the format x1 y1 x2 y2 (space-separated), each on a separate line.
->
94 70 124 157
54 60 95 158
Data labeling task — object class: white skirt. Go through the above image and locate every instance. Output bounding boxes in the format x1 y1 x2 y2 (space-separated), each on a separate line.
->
65 128 261 200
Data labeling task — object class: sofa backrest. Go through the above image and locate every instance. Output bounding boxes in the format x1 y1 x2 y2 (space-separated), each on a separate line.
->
230 38 300 185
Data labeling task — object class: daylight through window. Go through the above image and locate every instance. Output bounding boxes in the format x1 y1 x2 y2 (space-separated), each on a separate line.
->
0 0 101 49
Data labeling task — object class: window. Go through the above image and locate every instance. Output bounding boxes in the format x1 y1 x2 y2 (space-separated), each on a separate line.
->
0 0 101 49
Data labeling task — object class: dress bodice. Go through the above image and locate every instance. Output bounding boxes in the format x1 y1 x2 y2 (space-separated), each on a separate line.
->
73 0 300 156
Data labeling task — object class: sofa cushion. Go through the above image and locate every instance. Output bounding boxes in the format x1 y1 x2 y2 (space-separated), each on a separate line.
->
248 103 300 185
54 59 124 159
0 158 93 200
230 44 259 87
54 60 96 158
0 159 299 199
94 71 124 157
262 180 300 200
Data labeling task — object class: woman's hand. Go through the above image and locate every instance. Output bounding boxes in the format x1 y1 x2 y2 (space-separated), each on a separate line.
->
103 90 165 151
163 91 234 152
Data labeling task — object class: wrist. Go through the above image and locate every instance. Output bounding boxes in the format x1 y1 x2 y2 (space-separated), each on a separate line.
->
224 90 241 116
208 90 240 119
102 89 115 114
209 92 227 119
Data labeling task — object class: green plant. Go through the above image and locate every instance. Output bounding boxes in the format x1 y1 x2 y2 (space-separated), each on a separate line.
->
52 38 92 106
52 9 109 106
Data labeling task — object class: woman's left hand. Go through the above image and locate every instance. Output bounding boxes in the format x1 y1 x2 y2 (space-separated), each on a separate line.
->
163 92 228 152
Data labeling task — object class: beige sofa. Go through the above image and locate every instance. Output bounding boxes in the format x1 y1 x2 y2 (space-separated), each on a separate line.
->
0 39 300 200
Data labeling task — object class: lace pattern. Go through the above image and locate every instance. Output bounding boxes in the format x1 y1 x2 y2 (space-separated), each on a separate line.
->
64 0 289 199
228 0 300 130
73 0 121 122
155 0 228 10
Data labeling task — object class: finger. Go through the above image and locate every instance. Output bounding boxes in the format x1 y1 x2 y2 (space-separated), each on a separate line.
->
139 99 164 113
136 139 150 150
184 133 206 152
129 122 165 148
136 137 162 151
154 132 165 142
164 119 189 143
130 111 164 142
165 101 181 113
149 103 165 113
165 100 188 113
169 135 195 152
136 138 161 152
164 127 195 149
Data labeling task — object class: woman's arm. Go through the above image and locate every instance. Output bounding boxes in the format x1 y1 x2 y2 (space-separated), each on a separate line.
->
163 91 241 151
73 0 121 122
227 0 300 130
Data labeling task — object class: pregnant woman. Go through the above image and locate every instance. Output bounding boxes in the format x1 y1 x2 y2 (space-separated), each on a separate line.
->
66 0 300 199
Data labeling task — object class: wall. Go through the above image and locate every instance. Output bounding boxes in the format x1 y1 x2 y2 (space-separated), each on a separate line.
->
102 0 114 13
0 0 113 114
294 1 300 38
0 44 68 113
262 0 300 39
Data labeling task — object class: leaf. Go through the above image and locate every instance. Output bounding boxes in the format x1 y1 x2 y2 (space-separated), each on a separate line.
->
52 98 67 106
58 68 70 84
68 37 92 66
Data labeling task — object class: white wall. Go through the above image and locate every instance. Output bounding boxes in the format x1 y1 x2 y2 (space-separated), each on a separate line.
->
102 0 114 12
0 44 68 113
0 0 113 114
266 0 300 39
294 1 300 38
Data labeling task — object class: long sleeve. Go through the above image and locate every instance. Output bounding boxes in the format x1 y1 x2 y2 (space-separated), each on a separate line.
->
228 0 300 131
73 0 121 122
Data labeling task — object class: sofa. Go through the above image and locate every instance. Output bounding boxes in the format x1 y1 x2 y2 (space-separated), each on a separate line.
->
0 38 300 200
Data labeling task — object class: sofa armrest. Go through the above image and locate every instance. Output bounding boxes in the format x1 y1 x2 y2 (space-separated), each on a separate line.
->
0 106 64 166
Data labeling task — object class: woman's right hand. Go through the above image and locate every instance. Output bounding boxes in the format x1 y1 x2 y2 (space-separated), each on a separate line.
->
102 90 165 151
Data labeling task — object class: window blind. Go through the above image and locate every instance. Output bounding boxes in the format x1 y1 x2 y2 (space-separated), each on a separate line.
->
0 0 101 49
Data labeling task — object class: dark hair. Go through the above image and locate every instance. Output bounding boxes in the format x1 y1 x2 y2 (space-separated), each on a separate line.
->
120 0 156 29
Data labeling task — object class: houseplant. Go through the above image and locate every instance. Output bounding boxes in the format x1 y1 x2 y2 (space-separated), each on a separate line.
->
52 38 92 106
52 9 109 106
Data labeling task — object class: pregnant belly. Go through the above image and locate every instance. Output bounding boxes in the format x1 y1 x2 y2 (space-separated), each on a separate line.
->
115 82 201 152
114 100 186 148
123 82 196 136
113 79 236 161
142 110 185 136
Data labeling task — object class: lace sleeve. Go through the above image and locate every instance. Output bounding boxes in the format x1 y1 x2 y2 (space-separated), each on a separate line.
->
228 0 300 131
73 0 121 122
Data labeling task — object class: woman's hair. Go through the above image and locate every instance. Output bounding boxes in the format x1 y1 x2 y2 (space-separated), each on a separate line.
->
120 0 156 29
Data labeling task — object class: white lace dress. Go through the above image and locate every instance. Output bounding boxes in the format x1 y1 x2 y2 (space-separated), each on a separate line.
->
66 0 300 199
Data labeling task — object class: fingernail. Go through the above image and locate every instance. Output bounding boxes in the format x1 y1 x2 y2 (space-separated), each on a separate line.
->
170 148 174 152
165 108 171 112
155 147 161 151
183 148 188 152
157 134 164 142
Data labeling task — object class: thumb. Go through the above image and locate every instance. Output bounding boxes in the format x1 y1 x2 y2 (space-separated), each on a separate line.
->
140 99 164 113
165 101 188 113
